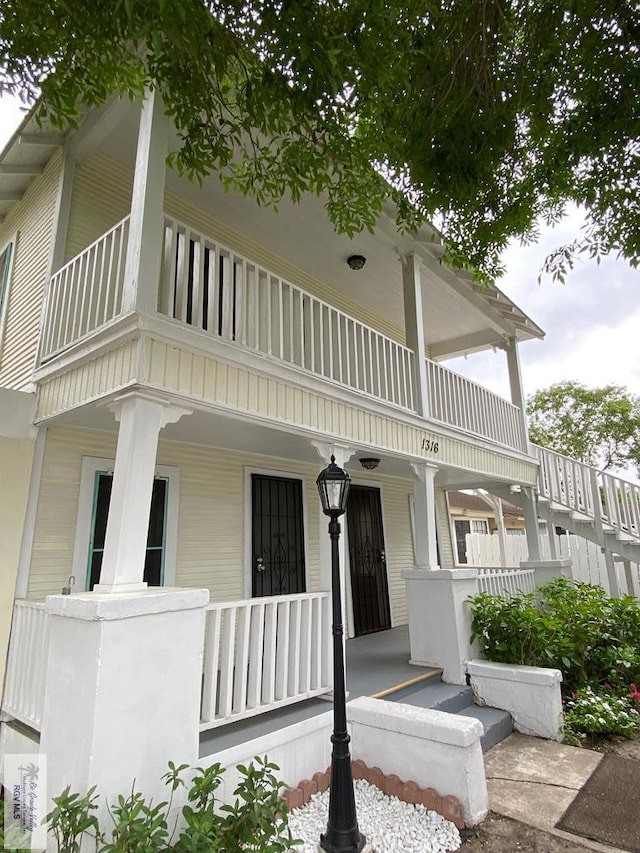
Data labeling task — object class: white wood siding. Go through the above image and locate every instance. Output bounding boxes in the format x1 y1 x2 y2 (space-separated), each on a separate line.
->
0 151 62 389
27 428 322 602
64 151 133 261
25 428 416 626
37 340 138 419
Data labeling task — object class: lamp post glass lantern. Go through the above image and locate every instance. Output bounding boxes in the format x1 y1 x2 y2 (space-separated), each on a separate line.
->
316 456 365 853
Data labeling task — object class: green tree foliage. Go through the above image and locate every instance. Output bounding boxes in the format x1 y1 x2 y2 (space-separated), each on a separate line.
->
1 1 639 278
527 381 640 474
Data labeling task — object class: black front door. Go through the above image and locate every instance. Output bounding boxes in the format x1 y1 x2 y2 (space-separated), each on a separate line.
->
87 472 167 590
347 485 391 636
251 474 306 597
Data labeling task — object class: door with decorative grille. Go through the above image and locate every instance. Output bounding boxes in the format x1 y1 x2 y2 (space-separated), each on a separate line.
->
251 474 306 597
347 485 391 635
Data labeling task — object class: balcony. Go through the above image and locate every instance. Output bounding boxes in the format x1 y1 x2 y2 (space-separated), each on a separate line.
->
38 215 525 452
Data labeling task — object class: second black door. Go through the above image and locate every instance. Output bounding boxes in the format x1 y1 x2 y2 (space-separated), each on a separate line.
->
346 485 391 636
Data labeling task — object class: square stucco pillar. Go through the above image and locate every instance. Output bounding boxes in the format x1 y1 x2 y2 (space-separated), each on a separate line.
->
411 462 439 569
402 569 479 684
39 588 209 827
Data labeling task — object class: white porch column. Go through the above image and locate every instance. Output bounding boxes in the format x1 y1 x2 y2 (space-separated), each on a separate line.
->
94 392 190 593
521 486 543 563
401 254 430 417
411 462 439 569
504 337 530 452
122 88 169 315
40 588 209 832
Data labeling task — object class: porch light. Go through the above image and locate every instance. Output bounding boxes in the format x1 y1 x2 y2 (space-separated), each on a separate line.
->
347 254 366 271
359 457 380 471
316 455 351 517
316 456 365 853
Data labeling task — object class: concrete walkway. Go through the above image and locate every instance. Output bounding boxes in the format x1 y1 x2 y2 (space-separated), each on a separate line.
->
484 734 621 852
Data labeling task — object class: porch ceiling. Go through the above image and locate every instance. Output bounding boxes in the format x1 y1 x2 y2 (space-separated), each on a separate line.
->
44 394 523 490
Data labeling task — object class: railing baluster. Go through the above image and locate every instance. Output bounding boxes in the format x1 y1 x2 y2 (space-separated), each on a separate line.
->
218 607 236 718
246 602 265 708
233 605 251 713
275 599 290 700
262 601 277 705
201 608 222 723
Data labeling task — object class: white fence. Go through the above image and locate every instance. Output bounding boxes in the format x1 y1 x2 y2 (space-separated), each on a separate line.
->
466 532 640 597
477 567 536 596
2 601 49 731
200 592 331 730
39 216 130 361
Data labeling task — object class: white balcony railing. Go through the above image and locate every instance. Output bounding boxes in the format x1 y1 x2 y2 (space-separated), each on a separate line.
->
161 216 416 411
200 592 331 730
39 216 130 361
426 359 524 449
2 600 49 731
37 212 529 453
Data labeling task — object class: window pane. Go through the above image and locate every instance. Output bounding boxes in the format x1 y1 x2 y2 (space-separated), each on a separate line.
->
146 479 167 548
93 474 112 550
144 549 163 586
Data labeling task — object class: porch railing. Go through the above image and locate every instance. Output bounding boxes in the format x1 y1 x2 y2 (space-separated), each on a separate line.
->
2 600 49 731
477 567 536 596
426 359 524 449
535 444 640 542
39 216 130 361
161 216 416 411
200 592 331 730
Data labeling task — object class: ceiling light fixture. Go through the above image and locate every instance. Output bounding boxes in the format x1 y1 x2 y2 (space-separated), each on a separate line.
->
359 457 380 470
347 254 366 271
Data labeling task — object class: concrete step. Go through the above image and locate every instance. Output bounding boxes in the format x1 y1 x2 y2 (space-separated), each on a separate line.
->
385 678 512 753
458 704 514 752
388 680 473 713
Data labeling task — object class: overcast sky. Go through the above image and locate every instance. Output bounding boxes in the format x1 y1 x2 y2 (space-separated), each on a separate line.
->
2 94 638 403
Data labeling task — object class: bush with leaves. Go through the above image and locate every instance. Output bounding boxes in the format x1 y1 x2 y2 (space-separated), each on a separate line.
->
469 579 640 740
469 578 640 694
46 757 298 853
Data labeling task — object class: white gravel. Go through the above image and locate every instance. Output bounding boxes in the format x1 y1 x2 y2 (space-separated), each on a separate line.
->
288 779 461 853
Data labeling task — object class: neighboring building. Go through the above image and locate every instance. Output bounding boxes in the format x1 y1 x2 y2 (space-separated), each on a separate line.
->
447 490 525 565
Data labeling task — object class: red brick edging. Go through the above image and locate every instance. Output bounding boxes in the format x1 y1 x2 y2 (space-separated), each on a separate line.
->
282 761 464 828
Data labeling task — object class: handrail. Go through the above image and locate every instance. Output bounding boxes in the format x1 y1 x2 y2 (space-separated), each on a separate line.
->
533 443 640 543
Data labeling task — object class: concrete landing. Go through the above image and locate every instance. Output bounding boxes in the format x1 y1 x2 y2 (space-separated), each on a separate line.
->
484 734 620 852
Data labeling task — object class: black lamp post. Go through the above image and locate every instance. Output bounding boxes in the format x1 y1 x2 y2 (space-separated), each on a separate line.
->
316 456 366 853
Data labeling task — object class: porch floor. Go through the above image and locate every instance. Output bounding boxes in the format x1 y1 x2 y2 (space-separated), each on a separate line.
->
199 624 437 757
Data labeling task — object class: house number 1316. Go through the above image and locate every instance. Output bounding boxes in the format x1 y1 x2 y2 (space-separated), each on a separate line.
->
422 437 439 453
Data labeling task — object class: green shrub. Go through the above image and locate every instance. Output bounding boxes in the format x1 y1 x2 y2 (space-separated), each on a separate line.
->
46 757 299 853
469 578 640 694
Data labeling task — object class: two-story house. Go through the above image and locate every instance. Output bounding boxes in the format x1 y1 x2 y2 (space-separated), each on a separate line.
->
6 89 628 822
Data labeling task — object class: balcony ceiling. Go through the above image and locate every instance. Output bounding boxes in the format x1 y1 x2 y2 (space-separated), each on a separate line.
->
1 99 544 360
